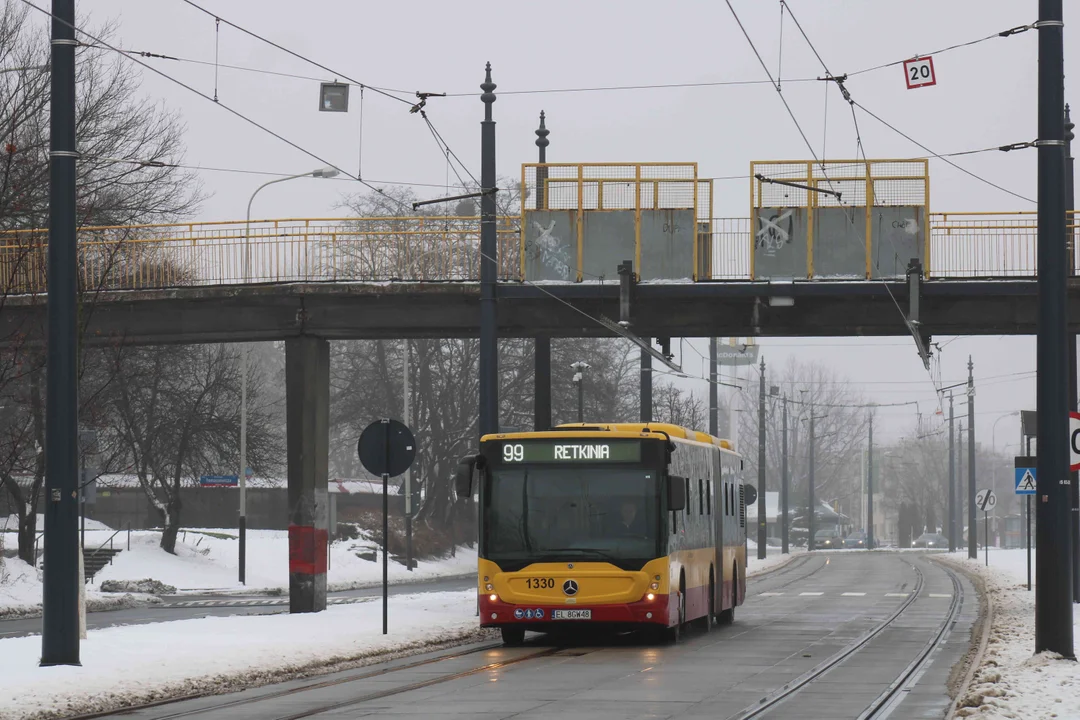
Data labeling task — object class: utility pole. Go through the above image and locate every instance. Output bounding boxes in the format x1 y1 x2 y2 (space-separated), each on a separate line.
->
571 361 590 423
867 411 874 550
534 112 551 433
709 338 719 437
808 403 816 551
757 358 766 560
781 396 789 555
948 392 956 552
968 357 977 560
1066 103 1079 604
1034 0 1074 657
41 0 80 668
478 63 499 439
403 340 413 571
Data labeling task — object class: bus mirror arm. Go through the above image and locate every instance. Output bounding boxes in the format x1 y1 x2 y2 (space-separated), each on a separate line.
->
454 455 480 500
668 475 687 512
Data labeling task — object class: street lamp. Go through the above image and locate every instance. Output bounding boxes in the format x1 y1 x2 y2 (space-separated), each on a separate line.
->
571 361 591 423
239 166 340 585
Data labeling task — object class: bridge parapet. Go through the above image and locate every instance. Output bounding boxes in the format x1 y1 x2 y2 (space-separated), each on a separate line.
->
521 163 713 282
750 159 930 280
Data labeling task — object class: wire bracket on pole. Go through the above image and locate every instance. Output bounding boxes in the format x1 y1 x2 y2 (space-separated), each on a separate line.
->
410 91 447 114
1034 139 1067 147
412 187 497 210
754 173 842 200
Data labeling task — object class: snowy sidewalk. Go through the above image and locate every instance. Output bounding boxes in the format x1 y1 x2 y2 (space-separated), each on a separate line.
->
942 548 1080 719
0 590 483 720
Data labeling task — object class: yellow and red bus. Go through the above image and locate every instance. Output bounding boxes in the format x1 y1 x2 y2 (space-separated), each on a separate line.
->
455 422 750 645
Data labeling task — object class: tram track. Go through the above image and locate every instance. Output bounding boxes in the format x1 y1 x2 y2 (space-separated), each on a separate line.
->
727 556 964 720
64 641 547 720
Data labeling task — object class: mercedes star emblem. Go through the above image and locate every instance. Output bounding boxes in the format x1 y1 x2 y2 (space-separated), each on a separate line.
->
562 579 579 596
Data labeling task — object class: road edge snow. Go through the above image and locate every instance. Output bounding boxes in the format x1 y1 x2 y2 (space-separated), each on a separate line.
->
0 593 161 620
934 556 993 719
23 627 499 720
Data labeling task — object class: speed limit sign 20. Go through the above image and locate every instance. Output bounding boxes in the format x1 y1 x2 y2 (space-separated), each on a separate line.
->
904 56 937 90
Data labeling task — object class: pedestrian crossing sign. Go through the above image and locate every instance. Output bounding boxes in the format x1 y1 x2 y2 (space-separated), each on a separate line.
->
1015 467 1037 495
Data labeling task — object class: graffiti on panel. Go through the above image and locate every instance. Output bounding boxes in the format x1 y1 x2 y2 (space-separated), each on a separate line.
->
755 209 794 257
530 219 572 279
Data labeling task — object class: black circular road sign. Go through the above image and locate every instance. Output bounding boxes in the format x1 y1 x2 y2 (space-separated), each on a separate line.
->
744 484 758 507
357 418 416 478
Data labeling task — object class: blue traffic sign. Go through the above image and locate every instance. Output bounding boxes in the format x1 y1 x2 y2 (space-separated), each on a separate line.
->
200 475 238 487
1015 467 1036 495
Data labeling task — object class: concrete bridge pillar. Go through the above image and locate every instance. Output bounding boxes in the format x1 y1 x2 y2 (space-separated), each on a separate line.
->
285 336 330 613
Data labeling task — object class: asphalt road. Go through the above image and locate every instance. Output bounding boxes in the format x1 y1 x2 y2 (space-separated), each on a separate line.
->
0 574 475 640
85 552 977 720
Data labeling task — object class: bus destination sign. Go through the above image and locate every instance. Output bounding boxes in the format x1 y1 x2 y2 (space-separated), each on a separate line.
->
500 440 641 464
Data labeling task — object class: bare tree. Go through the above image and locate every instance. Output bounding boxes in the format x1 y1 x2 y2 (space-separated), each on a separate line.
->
740 357 871 525
0 2 202 560
105 344 280 553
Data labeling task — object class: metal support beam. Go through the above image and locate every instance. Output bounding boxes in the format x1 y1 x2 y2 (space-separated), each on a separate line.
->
1035 0 1074 657
41 0 80 667
948 392 956 552
867 412 875 550
1066 103 1079 604
640 338 652 423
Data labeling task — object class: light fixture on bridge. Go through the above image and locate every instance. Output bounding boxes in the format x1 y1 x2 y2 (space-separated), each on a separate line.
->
319 82 349 112
769 296 795 307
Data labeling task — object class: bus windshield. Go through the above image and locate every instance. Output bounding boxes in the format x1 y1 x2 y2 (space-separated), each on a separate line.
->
485 465 660 567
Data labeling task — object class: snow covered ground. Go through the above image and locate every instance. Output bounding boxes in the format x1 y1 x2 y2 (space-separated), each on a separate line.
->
92 528 477 594
1 520 477 616
0 589 485 720
745 541 805 576
942 548 1080 719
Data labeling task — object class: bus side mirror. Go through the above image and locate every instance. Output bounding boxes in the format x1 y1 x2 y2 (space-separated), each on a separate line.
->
668 476 687 511
454 456 477 500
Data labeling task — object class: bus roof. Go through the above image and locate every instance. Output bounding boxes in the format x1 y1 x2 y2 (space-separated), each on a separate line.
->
481 422 734 451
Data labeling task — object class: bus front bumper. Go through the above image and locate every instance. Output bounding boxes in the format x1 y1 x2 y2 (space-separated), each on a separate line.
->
479 592 674 629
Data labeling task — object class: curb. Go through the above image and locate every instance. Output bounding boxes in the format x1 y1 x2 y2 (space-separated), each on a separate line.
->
934 556 994 719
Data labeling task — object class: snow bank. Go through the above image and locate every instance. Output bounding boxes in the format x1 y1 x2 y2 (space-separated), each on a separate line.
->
2 514 112 532
0 557 161 619
0 590 485 720
93 529 476 593
943 548 1080 719
746 545 805 576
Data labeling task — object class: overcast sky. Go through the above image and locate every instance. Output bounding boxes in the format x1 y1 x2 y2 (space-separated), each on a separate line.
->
66 0 1074 453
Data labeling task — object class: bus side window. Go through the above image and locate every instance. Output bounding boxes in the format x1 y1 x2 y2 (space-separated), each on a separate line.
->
672 510 678 535
706 478 711 515
698 478 703 515
685 477 690 516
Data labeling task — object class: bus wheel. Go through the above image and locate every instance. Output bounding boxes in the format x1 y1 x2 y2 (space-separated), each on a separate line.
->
717 565 736 625
501 627 525 646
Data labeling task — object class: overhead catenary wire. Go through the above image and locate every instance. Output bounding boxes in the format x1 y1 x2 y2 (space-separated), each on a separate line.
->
176 0 414 106
16 0 400 203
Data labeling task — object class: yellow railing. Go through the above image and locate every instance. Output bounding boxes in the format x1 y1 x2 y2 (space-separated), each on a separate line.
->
0 216 522 294
0 210 1069 294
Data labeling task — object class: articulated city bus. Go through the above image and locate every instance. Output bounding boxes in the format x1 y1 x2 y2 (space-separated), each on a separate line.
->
454 422 750 645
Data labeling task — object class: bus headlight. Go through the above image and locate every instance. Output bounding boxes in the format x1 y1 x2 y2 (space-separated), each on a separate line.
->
486 583 494 591
650 582 659 590
646 593 656 601
489 594 498 602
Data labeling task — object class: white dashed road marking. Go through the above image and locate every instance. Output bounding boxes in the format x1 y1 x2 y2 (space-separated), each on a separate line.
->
799 592 824 596
841 592 866 597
